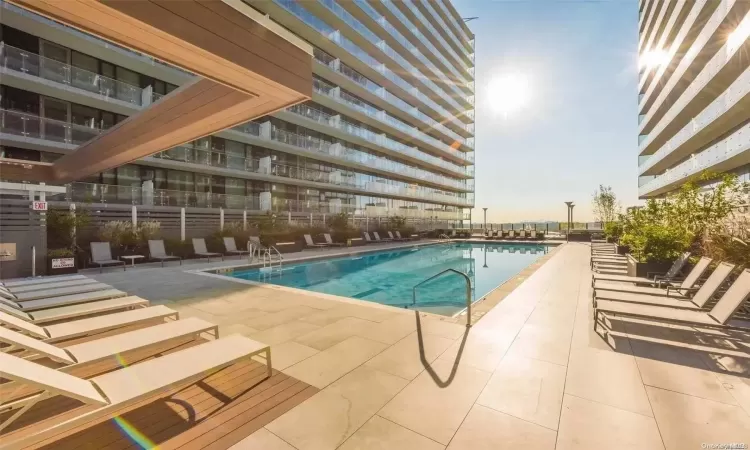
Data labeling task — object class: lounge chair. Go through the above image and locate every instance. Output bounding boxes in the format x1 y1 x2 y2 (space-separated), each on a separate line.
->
0 278 99 297
248 236 267 258
373 232 392 242
0 304 173 342
529 230 537 240
0 296 149 325
595 268 750 333
0 282 113 303
148 240 182 267
507 230 516 239
223 237 250 257
304 234 328 248
395 231 415 241
90 242 126 273
0 288 127 313
1 275 90 289
192 238 223 262
595 261 733 310
518 230 527 239
593 257 713 298
0 317 215 369
592 252 691 286
388 231 407 242
0 334 272 449
324 233 345 247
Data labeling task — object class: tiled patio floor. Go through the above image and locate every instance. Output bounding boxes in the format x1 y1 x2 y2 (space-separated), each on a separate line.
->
79 242 750 449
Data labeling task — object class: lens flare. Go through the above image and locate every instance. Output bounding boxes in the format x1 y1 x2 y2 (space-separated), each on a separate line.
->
113 416 158 449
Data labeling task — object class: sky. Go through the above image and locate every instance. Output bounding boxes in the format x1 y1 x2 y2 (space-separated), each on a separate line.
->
453 0 642 223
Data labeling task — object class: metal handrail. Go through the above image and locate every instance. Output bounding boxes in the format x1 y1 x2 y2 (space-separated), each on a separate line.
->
412 268 472 327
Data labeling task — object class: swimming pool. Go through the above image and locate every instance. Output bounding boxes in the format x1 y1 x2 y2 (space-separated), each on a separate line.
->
223 242 551 316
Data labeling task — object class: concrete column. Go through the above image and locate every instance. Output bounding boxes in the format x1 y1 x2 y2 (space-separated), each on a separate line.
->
288 211 291 224
259 121 272 140
70 203 77 247
131 205 137 227
220 208 224 230
180 207 186 241
39 182 46 202
243 210 247 230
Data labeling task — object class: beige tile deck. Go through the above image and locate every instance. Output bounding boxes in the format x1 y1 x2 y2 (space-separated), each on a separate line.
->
78 241 750 449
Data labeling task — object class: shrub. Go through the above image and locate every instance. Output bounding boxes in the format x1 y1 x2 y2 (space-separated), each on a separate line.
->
47 208 90 251
604 221 623 241
97 220 161 254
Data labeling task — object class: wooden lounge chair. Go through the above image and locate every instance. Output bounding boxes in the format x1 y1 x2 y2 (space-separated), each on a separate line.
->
591 252 691 286
90 242 126 273
0 289 127 313
192 238 223 262
0 334 272 449
594 261 733 310
148 240 182 267
324 233 345 247
304 234 328 248
373 232 392 242
595 268 750 333
0 282 113 303
0 317 215 369
0 304 175 343
0 296 150 325
223 237 250 257
1 275 90 289
593 257 713 298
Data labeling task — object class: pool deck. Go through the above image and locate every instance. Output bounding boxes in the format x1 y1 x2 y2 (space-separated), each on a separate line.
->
16 242 750 448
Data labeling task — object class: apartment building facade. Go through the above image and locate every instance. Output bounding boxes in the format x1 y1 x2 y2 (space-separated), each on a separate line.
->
0 0 475 224
637 0 750 198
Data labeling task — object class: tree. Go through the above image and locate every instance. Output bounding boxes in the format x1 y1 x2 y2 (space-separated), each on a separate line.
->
592 185 619 225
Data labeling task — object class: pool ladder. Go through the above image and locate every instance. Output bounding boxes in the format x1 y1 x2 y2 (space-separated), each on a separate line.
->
262 246 283 271
412 268 472 327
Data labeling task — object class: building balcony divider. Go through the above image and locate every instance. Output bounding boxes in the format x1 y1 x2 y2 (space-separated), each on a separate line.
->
0 108 102 145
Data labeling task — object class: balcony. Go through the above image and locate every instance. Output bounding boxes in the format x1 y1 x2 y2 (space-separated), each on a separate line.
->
434 0 474 49
639 65 750 175
639 121 750 197
62 181 468 220
313 48 472 141
419 0 471 55
0 108 473 200
311 77 472 156
0 43 148 107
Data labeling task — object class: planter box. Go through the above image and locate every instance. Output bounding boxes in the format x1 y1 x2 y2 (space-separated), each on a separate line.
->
567 230 592 242
47 257 78 276
626 254 673 278
616 245 630 255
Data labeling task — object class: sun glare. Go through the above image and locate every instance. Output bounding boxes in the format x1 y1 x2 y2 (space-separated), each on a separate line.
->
639 49 668 70
486 73 530 117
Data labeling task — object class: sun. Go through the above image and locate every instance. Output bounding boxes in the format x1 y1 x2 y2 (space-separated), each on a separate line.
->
486 73 530 117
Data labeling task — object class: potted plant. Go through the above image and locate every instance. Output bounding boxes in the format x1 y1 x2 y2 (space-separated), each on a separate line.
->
47 248 77 275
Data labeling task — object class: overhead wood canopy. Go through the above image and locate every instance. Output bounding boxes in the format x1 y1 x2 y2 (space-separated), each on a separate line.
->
2 0 312 183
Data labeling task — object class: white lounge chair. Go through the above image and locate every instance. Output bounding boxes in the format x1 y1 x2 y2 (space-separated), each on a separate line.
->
323 233 345 247
594 261 734 310
595 268 750 333
593 257 713 297
363 232 377 244
304 234 328 248
0 296 149 325
395 231 414 241
591 252 691 286
192 238 223 262
0 334 272 449
90 242 126 273
0 282 114 303
0 289 127 312
223 237 250 257
388 231 407 242
148 239 182 267
507 230 515 239
1 275 90 289
0 317 215 368
0 304 176 342
0 278 99 296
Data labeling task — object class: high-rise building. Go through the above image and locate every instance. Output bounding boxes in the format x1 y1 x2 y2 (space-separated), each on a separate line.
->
637 0 750 198
0 0 475 226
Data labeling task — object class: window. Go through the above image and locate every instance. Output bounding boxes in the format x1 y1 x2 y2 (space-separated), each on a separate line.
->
167 170 194 192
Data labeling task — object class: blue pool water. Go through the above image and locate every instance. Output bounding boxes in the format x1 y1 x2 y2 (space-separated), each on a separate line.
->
226 242 551 316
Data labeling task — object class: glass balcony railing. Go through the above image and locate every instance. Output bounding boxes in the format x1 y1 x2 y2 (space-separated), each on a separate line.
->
274 0 470 124
639 14 750 152
377 0 473 83
0 108 102 145
311 77 470 156
64 181 470 217
0 43 144 105
639 66 750 174
318 0 469 109
398 0 472 76
419 0 470 55
433 0 474 48
639 121 750 196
